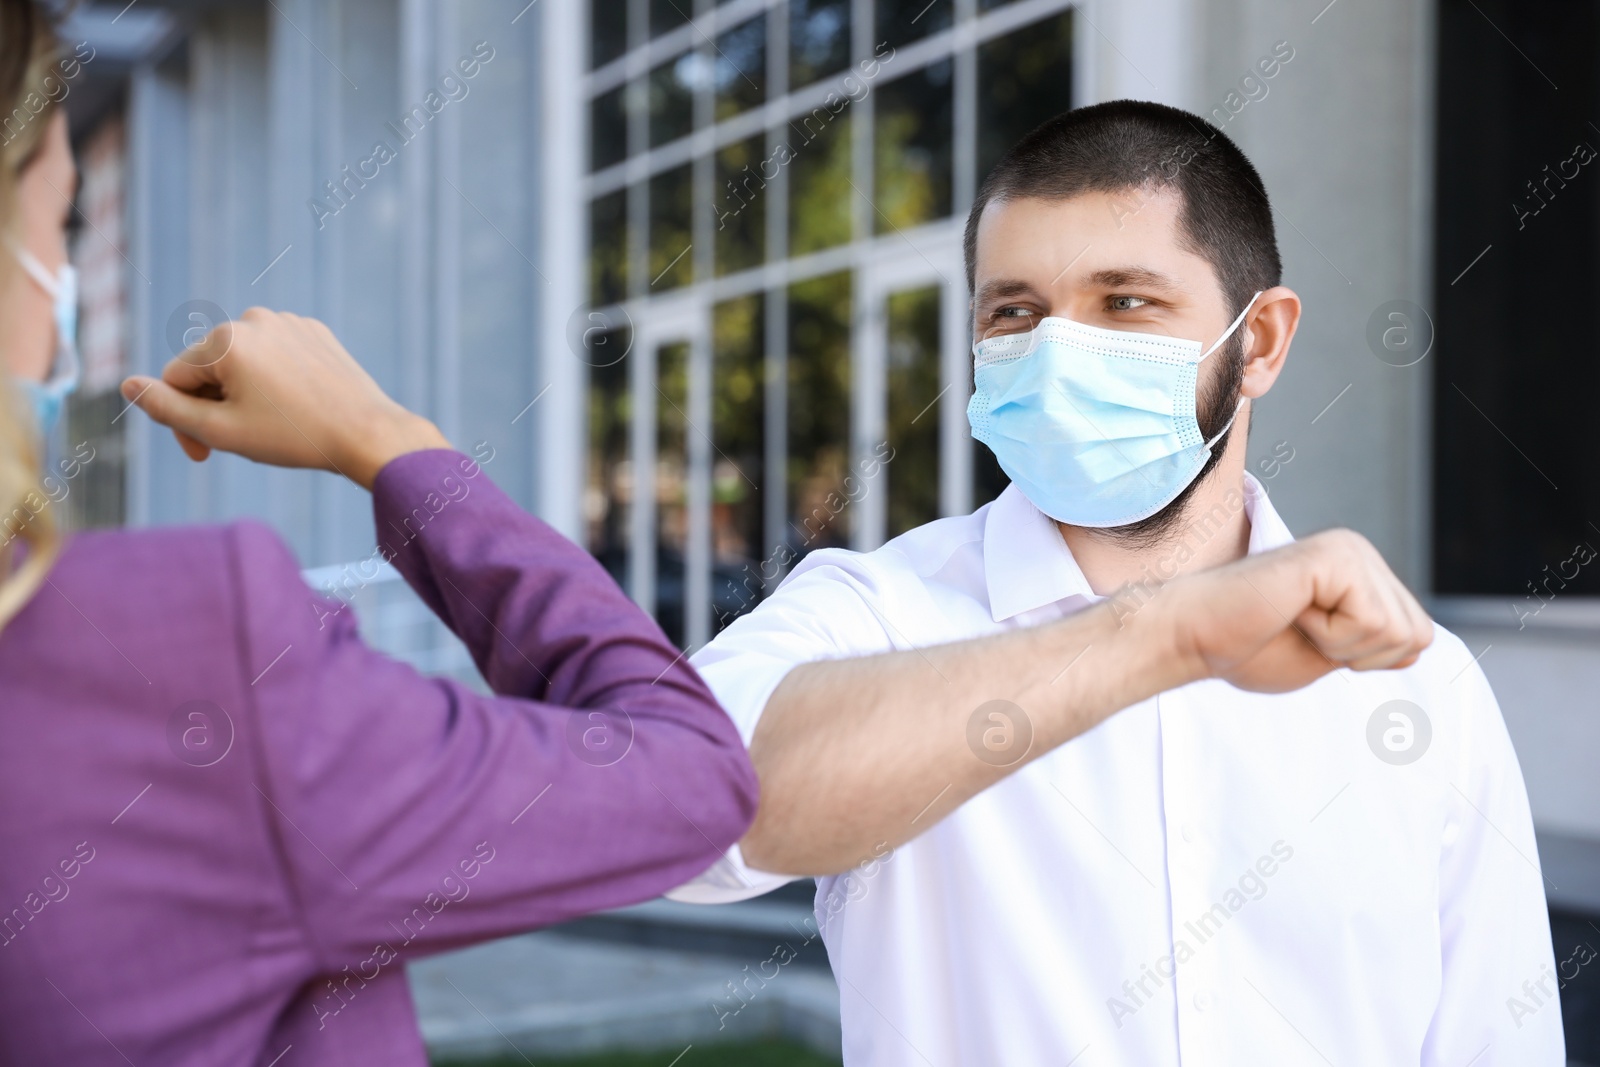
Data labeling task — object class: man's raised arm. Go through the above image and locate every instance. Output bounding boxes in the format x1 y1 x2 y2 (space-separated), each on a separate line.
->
741 529 1433 875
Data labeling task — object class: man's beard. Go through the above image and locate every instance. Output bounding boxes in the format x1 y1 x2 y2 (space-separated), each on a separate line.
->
1087 334 1246 549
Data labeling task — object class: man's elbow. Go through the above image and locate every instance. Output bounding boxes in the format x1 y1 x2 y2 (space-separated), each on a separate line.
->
685 740 761 851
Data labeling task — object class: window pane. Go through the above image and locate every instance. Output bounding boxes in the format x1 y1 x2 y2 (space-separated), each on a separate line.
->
712 294 767 630
886 285 941 536
790 0 851 90
649 163 694 291
1434 0 1600 595
648 54 696 147
655 341 691 647
589 189 629 305
715 135 767 275
586 330 633 589
590 85 627 171
651 0 691 37
977 11 1074 184
788 271 852 554
873 59 953 233
876 0 953 49
715 13 767 120
591 0 627 68
788 110 852 255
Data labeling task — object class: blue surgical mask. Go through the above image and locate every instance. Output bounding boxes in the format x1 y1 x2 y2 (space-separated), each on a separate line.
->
968 294 1259 528
9 242 80 437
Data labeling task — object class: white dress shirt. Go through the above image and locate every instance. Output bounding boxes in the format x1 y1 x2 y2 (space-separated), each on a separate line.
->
671 475 1564 1066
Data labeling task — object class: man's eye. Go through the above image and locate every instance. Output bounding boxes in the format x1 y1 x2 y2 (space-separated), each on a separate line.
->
996 306 1034 319
1109 296 1149 311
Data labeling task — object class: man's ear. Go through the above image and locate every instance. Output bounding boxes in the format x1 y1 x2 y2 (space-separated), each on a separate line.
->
1239 286 1301 399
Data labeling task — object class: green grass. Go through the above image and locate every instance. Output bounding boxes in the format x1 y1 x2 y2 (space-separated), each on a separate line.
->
432 1041 840 1067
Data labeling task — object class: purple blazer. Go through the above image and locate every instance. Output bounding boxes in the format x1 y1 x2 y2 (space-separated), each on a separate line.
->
0 450 759 1066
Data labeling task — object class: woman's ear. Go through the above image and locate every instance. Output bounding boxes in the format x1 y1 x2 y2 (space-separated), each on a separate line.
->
1240 286 1301 399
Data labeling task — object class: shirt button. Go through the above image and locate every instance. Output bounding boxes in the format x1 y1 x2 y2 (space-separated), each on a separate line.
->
1193 991 1211 1012
1181 823 1196 844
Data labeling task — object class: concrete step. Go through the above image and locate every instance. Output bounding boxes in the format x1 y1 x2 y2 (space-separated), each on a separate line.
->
553 897 833 972
409 928 841 1062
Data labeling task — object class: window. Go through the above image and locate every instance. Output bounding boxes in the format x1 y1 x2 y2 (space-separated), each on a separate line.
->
1434 0 1600 597
874 60 954 233
886 285 942 537
584 1 1077 646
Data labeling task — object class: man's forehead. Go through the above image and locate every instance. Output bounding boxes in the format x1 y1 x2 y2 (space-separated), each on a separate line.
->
973 188 1196 283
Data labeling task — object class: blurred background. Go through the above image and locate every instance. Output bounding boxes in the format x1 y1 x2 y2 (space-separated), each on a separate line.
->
38 0 1600 1061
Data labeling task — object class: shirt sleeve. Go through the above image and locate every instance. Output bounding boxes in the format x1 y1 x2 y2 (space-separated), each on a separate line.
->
1422 658 1566 1065
228 450 758 971
666 553 897 904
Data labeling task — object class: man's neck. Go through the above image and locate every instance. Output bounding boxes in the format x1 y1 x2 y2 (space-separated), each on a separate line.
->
1056 442 1253 598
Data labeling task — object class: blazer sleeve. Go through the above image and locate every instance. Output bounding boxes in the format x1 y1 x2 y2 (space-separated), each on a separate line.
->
227 449 758 974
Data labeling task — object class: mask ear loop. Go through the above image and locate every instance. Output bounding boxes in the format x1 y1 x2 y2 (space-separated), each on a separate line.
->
5 239 62 299
7 239 81 392
1198 291 1263 449
1199 290 1263 361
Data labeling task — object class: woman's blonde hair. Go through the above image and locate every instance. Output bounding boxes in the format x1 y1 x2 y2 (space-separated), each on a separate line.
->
0 0 63 628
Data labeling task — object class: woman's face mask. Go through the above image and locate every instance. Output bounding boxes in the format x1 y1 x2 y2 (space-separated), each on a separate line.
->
8 241 80 437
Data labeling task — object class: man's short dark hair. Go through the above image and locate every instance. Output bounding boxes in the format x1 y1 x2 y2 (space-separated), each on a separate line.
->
963 99 1282 315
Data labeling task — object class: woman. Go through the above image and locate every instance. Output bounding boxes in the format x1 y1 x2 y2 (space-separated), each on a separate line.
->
0 4 756 1064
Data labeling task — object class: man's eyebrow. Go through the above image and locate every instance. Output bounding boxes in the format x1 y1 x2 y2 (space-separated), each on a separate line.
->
1083 266 1186 293
972 279 1039 305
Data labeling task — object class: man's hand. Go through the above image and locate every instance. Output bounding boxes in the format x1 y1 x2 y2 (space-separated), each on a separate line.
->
1155 529 1433 694
120 308 449 490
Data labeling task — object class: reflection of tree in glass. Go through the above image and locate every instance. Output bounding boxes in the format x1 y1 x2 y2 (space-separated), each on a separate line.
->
875 0 955 49
874 61 953 233
650 164 694 291
789 113 853 256
649 0 690 38
788 272 853 552
712 295 766 576
655 342 690 646
586 338 632 588
590 86 626 171
589 190 628 306
789 0 851 89
648 56 695 147
887 286 942 537
715 14 767 121
590 0 627 69
715 135 766 276
977 12 1075 184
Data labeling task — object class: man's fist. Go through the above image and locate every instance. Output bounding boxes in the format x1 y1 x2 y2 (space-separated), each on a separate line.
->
1159 529 1434 693
120 308 449 489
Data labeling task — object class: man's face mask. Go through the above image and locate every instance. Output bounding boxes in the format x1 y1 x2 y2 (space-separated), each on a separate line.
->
8 240 80 438
967 293 1259 528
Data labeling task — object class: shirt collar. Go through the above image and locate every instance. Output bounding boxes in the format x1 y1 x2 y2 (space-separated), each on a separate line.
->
983 472 1293 623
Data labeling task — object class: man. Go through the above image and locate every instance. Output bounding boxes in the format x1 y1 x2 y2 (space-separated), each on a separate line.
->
672 101 1561 1065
